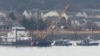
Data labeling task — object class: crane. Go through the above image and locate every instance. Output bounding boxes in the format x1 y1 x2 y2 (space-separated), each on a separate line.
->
55 4 69 29
36 4 69 39
39 4 70 39
59 4 69 19
36 25 55 39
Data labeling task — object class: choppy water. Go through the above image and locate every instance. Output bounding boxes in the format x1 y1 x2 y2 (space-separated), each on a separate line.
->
0 45 100 56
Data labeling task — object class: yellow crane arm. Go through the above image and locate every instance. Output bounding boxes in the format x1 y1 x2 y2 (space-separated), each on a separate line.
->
60 4 69 18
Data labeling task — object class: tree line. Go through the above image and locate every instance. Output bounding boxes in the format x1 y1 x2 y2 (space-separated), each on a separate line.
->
21 18 47 31
9 12 48 31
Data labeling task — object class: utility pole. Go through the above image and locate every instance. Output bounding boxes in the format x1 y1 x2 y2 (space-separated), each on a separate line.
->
74 24 78 39
92 28 93 38
15 28 17 47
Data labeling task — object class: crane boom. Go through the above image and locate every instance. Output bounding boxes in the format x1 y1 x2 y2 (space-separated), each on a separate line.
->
37 4 70 39
36 25 55 39
60 4 69 18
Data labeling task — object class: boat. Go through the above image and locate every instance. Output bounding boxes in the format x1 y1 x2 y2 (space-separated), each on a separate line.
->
0 26 34 46
34 27 53 47
34 39 52 47
33 31 52 47
76 36 99 46
52 39 72 46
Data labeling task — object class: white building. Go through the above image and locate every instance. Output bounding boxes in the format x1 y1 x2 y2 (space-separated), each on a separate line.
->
6 26 32 42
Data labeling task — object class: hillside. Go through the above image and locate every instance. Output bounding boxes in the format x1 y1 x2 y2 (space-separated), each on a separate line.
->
0 0 100 11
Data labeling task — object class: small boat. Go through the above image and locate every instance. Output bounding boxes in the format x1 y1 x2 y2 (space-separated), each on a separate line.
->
34 39 52 47
77 36 99 46
52 39 72 46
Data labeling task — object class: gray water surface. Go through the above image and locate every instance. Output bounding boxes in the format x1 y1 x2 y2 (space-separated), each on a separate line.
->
0 45 100 56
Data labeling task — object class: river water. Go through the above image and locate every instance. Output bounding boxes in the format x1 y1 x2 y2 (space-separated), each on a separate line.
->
0 45 100 56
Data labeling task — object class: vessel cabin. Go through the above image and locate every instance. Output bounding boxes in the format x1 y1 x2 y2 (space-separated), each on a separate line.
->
6 26 31 42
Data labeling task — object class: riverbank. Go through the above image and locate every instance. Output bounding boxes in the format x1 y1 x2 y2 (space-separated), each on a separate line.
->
1 30 100 40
